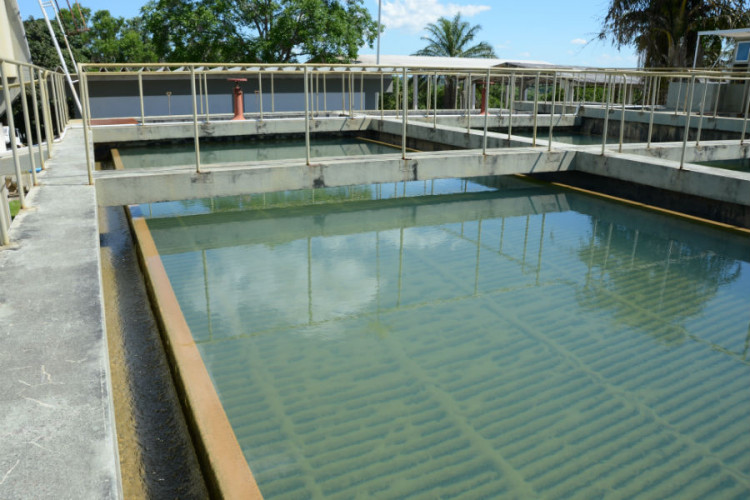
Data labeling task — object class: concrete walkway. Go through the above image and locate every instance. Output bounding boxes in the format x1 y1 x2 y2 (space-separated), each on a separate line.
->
0 126 121 498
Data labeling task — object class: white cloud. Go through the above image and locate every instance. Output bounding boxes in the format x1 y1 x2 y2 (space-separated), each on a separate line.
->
518 51 531 58
571 38 587 46
495 40 511 51
381 0 491 33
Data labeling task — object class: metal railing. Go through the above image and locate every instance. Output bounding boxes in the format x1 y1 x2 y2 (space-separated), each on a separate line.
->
1 57 68 245
77 63 750 185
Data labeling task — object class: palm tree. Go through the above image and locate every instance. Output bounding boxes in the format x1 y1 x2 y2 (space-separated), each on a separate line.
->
598 0 750 68
414 14 496 107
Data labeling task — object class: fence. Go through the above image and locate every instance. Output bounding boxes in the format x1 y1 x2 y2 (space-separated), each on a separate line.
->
0 57 68 245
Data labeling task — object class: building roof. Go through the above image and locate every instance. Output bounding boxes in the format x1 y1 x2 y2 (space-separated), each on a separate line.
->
355 54 553 70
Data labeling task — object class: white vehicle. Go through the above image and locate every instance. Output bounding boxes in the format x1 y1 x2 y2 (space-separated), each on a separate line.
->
2 125 23 150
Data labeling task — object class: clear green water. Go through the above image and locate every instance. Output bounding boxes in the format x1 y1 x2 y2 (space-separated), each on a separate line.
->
698 158 750 173
143 177 750 499
117 137 398 169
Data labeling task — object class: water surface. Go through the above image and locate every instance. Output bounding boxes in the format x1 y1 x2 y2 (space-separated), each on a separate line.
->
144 177 750 499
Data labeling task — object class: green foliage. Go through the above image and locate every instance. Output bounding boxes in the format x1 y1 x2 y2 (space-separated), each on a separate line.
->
141 0 379 63
85 11 158 63
24 14 88 70
413 14 496 108
414 14 496 59
598 0 750 68
141 0 242 62
25 0 377 65
232 0 379 63
24 6 157 67
9 200 20 219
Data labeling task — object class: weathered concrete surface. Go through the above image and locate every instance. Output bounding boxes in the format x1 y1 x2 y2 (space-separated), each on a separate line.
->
95 148 575 206
92 115 372 143
90 112 576 144
575 148 750 207
0 127 122 499
580 106 748 134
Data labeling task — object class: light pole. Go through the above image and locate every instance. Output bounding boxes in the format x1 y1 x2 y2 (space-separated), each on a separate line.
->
376 0 382 65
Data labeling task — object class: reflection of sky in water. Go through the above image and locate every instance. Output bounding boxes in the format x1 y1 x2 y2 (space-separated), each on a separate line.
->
148 177 750 499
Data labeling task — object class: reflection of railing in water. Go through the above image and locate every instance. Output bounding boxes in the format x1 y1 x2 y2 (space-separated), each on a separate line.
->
79 62 750 182
176 197 750 369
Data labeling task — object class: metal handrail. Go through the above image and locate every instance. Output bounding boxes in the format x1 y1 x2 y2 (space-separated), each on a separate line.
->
75 63 750 198
1 57 67 245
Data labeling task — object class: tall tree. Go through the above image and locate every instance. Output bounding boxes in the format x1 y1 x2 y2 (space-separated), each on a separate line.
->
232 0 379 63
141 0 242 62
413 13 496 108
598 0 750 68
141 0 379 63
85 11 158 63
414 13 496 59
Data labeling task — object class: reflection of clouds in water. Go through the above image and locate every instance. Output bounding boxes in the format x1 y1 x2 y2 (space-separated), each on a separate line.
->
176 234 379 339
378 226 453 251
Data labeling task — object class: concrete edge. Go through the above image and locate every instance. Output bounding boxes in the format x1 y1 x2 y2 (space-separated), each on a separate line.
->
127 208 263 500
94 200 126 499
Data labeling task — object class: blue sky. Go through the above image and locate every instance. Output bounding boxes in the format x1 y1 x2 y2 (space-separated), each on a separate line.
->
17 0 638 67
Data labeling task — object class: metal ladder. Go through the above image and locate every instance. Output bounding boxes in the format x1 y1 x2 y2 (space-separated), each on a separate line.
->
37 0 82 114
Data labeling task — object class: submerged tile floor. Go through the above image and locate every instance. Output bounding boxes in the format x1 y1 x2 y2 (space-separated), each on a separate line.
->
145 178 750 499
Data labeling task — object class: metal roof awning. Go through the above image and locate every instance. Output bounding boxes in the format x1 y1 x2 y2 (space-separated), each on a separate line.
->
693 28 750 67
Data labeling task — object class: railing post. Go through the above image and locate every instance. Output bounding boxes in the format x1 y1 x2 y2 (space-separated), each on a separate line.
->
696 76 709 147
49 73 62 135
271 72 276 113
402 66 407 160
618 74 627 153
341 73 345 112
548 72 557 152
18 65 38 186
258 71 264 120
323 71 327 112
40 71 53 157
433 72 438 129
29 67 45 170
203 72 210 121
380 70 384 120
483 68 490 155
1 62 27 208
466 72 472 134
349 71 354 117
680 74 696 169
532 72 540 147
508 72 515 139
601 73 612 156
81 70 94 185
647 75 657 148
741 75 750 145
1 182 10 246
190 68 201 173
304 66 311 166
138 71 145 124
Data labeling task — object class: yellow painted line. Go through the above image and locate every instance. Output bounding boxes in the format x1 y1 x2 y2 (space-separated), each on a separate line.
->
111 148 124 170
355 135 422 153
515 174 750 235
129 211 263 500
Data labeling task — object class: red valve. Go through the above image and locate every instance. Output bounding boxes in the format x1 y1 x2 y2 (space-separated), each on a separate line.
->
228 78 248 120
